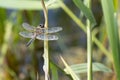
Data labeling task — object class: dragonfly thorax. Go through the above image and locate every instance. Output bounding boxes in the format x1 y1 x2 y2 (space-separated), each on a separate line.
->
34 26 44 35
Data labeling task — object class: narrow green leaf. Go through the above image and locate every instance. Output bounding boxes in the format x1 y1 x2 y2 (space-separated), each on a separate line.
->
113 0 118 11
65 63 112 74
50 62 59 80
72 0 96 27
101 0 120 79
0 8 6 44
0 21 13 64
60 56 80 80
0 0 61 10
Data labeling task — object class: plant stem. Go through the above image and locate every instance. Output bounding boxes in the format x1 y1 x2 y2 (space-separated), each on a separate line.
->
0 21 12 64
41 0 49 80
86 0 92 80
87 20 92 80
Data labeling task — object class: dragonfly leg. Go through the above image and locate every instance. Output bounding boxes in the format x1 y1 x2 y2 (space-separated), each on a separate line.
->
26 38 35 47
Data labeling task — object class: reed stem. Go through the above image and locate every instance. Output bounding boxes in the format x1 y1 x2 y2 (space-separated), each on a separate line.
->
41 0 49 80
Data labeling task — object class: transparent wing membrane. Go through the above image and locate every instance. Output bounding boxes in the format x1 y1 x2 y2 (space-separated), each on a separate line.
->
22 23 34 31
44 27 62 33
36 34 58 40
19 31 34 38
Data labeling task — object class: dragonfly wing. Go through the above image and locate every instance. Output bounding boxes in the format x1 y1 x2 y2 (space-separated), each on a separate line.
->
19 31 34 38
22 23 34 31
43 27 62 33
36 34 58 40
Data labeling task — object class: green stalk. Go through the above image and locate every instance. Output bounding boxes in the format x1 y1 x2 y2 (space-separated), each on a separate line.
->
87 19 92 80
41 0 49 80
50 62 58 80
101 0 120 79
0 21 12 79
86 0 92 80
0 21 12 64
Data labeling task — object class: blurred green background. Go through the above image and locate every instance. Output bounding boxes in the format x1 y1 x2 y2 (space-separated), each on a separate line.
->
0 0 117 80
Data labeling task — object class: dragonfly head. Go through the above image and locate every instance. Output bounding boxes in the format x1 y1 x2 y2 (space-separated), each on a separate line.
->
39 24 44 28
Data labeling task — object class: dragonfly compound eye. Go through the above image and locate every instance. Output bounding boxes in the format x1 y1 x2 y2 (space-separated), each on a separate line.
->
39 24 44 28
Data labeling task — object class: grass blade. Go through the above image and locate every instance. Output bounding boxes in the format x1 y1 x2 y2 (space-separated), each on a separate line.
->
69 63 112 74
50 62 59 80
0 0 61 10
101 0 120 79
72 0 96 27
60 55 80 80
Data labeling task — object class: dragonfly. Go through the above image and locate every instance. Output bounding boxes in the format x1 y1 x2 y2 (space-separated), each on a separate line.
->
19 23 62 47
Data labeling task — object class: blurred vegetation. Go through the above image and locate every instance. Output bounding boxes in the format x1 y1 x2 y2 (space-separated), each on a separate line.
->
0 0 119 80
